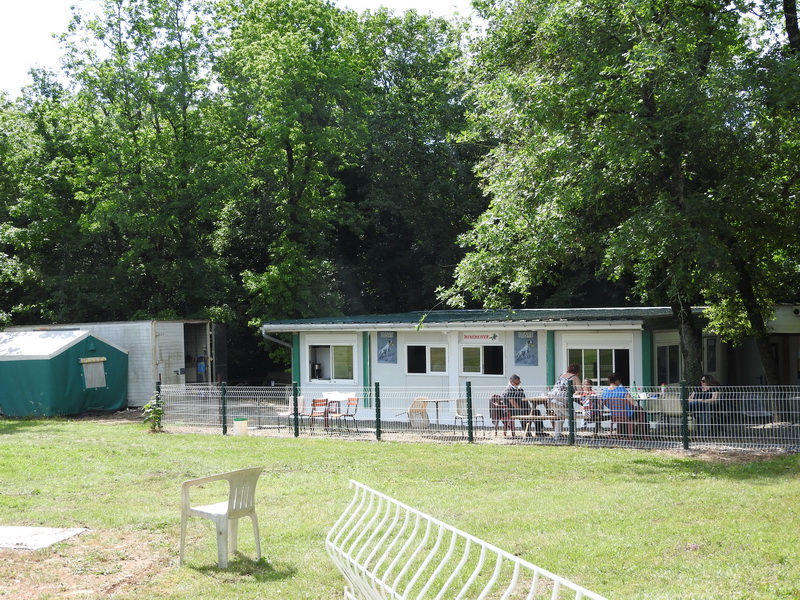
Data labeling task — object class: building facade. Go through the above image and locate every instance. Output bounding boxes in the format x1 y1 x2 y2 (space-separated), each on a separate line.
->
261 306 800 399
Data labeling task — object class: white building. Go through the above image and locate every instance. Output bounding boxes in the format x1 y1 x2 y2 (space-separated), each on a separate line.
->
260 306 800 398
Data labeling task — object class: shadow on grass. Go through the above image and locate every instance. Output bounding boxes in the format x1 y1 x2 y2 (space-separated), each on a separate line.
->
193 555 297 581
626 451 799 481
0 418 55 435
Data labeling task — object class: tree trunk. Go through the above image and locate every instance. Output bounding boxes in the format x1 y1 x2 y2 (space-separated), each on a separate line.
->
733 258 782 384
672 302 704 385
785 0 800 53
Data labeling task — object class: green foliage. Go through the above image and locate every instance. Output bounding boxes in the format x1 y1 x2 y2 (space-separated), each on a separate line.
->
345 9 486 313
210 0 369 322
142 392 165 431
0 0 479 348
446 0 800 379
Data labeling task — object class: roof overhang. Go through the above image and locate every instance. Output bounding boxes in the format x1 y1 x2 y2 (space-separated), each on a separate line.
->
261 319 650 334
259 307 701 336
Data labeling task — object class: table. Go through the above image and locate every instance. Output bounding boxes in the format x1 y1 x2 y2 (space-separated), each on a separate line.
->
526 396 550 408
513 399 552 435
426 399 450 425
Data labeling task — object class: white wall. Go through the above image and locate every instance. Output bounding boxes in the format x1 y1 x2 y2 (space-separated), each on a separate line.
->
154 322 188 387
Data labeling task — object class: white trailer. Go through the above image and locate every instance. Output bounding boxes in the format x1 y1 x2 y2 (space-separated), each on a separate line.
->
7 320 226 407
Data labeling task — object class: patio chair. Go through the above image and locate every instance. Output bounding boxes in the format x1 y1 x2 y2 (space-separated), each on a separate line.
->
489 394 514 436
277 396 304 429
306 398 329 431
396 397 430 430
179 466 264 568
328 397 360 434
455 396 485 436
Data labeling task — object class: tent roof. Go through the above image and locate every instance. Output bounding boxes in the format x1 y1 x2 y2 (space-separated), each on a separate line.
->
0 330 95 361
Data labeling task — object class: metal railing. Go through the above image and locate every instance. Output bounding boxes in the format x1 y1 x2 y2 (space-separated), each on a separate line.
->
159 382 800 452
326 479 608 600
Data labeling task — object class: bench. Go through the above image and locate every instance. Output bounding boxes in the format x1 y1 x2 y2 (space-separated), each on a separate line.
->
326 480 608 600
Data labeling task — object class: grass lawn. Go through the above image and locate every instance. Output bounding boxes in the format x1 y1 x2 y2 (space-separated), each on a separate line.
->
0 417 798 599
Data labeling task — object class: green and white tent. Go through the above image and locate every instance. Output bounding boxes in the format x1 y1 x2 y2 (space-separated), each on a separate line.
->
0 330 128 417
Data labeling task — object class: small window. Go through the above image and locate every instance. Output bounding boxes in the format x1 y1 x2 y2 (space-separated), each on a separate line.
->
462 346 504 375
309 345 355 381
80 357 107 389
407 345 447 374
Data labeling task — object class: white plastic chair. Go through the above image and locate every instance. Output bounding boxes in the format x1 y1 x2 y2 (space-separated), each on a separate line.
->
455 396 485 436
276 396 304 430
179 466 264 568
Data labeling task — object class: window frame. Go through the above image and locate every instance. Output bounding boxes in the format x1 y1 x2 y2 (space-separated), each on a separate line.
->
307 334 357 383
563 333 634 387
80 357 107 389
406 344 448 375
461 344 505 376
656 343 681 385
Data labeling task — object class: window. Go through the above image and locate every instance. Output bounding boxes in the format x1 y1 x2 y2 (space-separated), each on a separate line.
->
462 346 504 375
309 344 354 381
80 357 107 389
657 344 681 384
407 345 447 374
568 347 630 386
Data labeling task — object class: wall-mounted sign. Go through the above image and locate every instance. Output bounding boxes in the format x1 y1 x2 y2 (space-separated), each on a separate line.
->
514 331 538 366
377 331 397 364
461 333 501 342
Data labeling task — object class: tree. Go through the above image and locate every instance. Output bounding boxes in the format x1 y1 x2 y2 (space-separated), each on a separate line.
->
445 0 800 382
340 8 486 313
212 0 368 324
0 0 229 324
56 0 228 320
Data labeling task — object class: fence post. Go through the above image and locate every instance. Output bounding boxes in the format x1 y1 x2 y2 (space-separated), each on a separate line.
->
292 382 300 438
375 382 381 441
567 378 575 445
466 381 474 442
221 382 227 436
680 380 689 450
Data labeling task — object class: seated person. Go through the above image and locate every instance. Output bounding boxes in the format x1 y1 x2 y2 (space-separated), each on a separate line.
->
502 374 542 437
580 379 601 421
601 373 637 429
688 374 721 434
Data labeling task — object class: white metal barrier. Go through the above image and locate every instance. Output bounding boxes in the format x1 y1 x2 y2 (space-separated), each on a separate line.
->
326 480 608 600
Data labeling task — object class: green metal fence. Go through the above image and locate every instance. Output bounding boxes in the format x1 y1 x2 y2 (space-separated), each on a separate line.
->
160 382 800 452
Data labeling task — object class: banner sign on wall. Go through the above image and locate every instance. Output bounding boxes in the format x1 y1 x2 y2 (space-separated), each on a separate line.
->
461 333 500 342
377 331 397 364
514 331 538 366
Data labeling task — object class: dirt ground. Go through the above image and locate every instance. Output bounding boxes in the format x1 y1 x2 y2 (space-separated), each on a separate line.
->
0 410 166 599
2 410 788 599
0 528 169 599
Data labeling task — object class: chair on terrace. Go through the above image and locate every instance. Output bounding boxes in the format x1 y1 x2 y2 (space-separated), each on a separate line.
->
328 397 360 434
305 398 329 431
277 396 303 430
455 396 485 436
396 397 430 431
